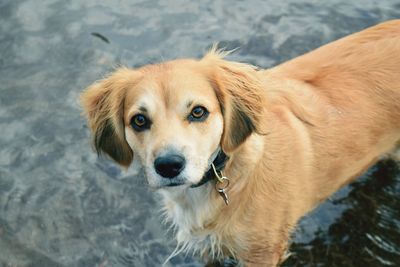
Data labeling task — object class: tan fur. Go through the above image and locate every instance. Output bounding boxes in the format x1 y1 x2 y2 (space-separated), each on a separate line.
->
81 20 400 266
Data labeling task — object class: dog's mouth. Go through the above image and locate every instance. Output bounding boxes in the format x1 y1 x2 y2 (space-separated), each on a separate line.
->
165 181 186 187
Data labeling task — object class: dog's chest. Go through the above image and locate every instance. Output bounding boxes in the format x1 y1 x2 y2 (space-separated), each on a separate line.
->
160 188 227 258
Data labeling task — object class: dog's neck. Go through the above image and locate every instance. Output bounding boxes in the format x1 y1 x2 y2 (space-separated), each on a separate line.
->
190 148 229 188
158 133 265 259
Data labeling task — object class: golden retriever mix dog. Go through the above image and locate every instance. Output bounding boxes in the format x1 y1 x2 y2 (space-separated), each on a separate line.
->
81 20 400 266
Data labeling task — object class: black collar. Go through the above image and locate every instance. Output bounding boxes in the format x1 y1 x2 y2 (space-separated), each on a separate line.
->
190 149 229 188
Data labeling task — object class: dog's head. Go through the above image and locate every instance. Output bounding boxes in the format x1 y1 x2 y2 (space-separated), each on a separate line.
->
81 50 263 189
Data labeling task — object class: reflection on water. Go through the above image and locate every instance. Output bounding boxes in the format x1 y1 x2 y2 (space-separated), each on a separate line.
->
284 160 400 267
0 0 399 266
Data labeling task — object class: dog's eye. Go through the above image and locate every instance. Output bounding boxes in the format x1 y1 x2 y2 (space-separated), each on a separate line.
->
188 106 209 122
131 114 151 131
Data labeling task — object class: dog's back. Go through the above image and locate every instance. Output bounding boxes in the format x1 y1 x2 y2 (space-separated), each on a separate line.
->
261 20 400 203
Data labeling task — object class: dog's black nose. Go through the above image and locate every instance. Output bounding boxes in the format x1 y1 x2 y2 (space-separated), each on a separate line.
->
154 155 186 178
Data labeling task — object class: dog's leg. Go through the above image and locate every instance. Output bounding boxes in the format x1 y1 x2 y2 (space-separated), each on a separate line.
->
242 240 290 267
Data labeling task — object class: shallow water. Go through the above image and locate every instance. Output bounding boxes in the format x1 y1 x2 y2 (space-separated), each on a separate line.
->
0 0 399 266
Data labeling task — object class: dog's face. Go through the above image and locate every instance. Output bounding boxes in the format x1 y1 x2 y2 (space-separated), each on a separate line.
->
123 63 224 188
81 51 263 189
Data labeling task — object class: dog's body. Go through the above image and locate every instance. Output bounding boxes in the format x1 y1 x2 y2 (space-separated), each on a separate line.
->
81 20 400 266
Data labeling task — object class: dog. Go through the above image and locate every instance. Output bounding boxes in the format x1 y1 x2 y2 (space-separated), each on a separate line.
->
80 20 400 266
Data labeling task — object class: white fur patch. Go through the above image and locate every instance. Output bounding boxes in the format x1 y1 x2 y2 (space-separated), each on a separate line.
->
158 185 230 265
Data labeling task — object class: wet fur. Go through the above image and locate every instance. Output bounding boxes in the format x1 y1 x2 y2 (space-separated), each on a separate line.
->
81 20 400 266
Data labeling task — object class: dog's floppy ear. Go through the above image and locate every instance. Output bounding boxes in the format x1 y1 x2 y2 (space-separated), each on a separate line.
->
80 68 140 167
203 50 263 153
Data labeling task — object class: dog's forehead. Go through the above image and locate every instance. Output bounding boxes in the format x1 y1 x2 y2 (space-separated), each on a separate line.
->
141 59 209 87
125 60 215 110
